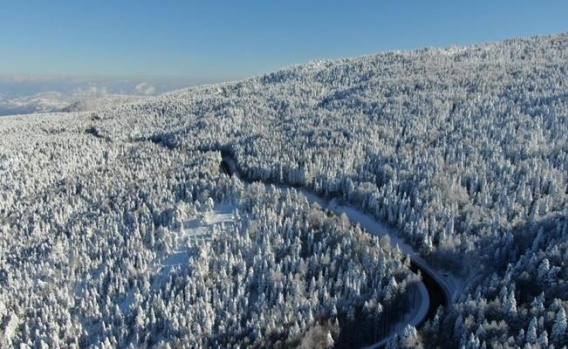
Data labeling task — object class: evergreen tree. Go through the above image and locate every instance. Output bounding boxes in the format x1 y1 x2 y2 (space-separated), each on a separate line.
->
552 307 567 344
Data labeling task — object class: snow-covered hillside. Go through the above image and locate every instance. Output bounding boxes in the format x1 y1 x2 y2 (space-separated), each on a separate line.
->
1 33 567 348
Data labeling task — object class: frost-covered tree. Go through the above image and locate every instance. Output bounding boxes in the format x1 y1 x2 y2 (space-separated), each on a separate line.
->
2 31 568 348
552 307 567 344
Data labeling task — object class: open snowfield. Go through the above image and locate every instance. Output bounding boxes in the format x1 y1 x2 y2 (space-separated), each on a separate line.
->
155 204 237 288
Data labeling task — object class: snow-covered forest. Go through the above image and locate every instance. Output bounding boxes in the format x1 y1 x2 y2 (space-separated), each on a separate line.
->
1 33 567 348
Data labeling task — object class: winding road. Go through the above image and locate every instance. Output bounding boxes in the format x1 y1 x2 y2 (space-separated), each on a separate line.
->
220 156 455 348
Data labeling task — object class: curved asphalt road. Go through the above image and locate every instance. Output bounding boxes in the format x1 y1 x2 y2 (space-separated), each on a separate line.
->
220 156 453 347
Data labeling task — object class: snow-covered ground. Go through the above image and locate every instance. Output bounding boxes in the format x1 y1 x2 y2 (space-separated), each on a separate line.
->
160 203 236 279
120 203 238 312
152 204 237 288
162 204 236 270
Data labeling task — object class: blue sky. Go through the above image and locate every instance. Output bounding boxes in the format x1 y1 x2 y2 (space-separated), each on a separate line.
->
1 1 567 81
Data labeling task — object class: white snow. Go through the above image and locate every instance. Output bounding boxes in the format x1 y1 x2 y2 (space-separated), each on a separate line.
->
152 203 237 289
119 203 237 312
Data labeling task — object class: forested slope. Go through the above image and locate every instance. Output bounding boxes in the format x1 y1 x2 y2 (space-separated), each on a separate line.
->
1 33 567 348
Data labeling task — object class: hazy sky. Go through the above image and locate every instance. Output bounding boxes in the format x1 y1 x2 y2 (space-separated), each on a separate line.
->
2 1 567 81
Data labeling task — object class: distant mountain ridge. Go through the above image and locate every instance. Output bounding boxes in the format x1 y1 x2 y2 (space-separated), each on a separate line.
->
0 77 203 116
